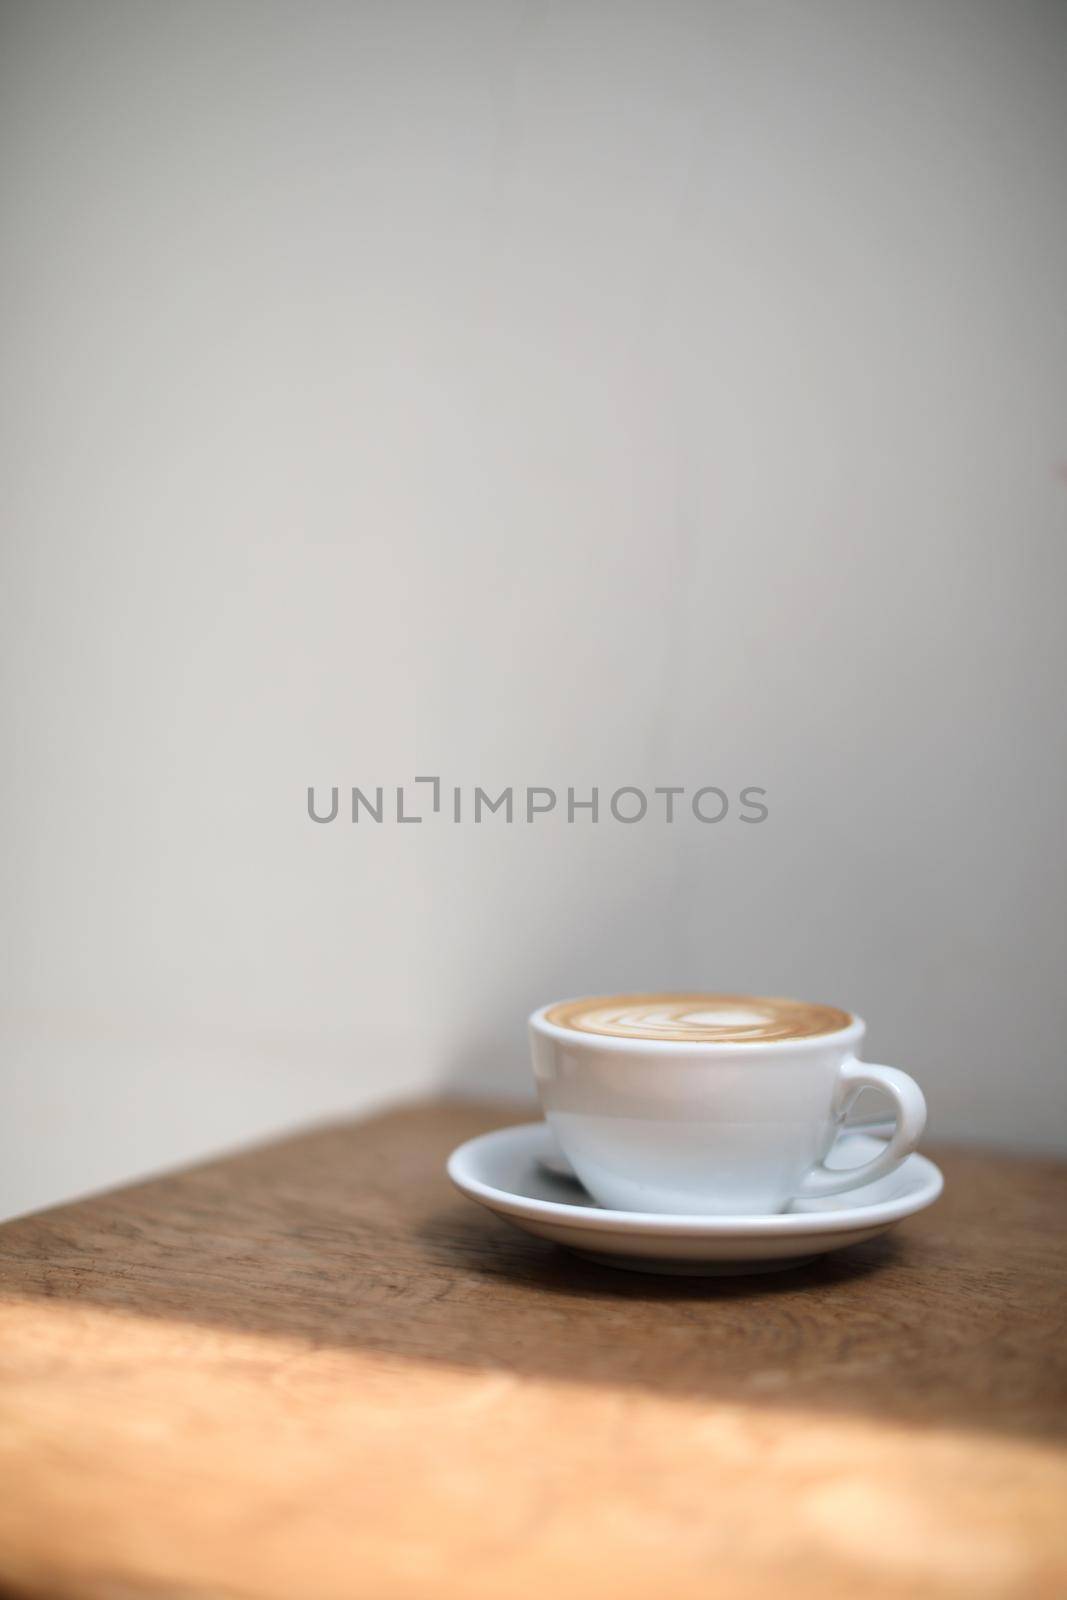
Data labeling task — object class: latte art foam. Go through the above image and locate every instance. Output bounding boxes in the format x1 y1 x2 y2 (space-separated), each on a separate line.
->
544 993 852 1044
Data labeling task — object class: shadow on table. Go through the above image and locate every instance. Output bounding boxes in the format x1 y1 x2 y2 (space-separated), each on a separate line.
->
414 1199 902 1296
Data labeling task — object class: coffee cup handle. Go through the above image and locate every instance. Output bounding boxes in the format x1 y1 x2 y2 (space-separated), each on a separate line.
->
796 1061 927 1199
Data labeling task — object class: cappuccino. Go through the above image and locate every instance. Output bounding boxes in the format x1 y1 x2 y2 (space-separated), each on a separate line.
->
543 993 851 1044
531 993 927 1213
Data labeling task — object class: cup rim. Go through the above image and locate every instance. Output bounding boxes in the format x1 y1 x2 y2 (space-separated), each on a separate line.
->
529 996 865 1054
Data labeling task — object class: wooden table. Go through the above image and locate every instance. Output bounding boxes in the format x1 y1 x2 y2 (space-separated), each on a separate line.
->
0 1100 1065 1600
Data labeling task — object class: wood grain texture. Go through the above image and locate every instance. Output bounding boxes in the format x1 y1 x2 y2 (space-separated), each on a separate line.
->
0 1099 1064 1600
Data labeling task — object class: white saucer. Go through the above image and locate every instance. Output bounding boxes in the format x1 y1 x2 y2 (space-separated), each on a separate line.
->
447 1123 943 1275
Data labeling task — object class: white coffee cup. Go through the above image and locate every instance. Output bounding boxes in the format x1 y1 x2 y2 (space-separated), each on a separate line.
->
529 994 927 1215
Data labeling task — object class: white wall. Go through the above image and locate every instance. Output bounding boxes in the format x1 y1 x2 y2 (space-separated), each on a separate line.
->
3 0 1066 1219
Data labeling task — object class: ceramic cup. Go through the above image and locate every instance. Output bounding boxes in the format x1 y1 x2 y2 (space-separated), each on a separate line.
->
529 998 927 1215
